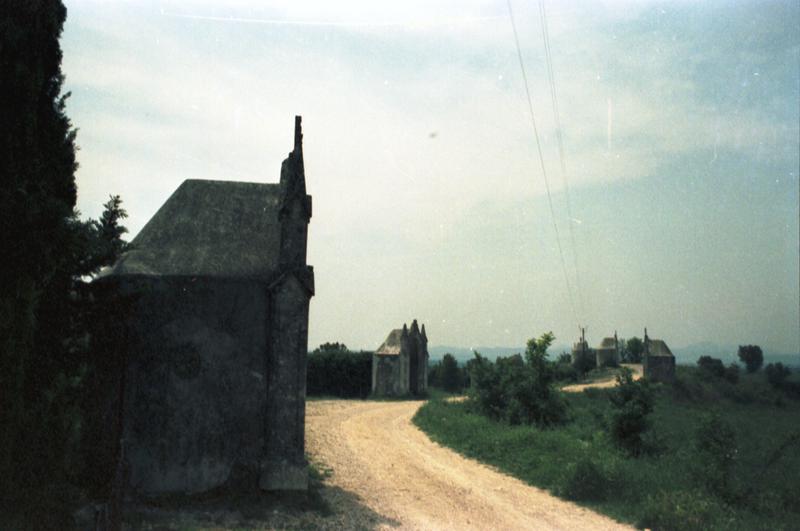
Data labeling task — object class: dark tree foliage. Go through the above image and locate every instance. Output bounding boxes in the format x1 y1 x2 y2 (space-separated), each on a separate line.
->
571 347 595 378
430 355 470 391
697 357 740 385
624 337 644 363
0 3 133 521
764 363 791 389
738 345 764 373
440 353 462 392
697 356 726 378
723 363 740 384
307 343 372 398
0 0 79 518
608 369 654 456
553 352 578 383
468 333 567 427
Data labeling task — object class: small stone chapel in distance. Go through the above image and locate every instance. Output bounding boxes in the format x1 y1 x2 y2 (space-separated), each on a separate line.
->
372 320 429 397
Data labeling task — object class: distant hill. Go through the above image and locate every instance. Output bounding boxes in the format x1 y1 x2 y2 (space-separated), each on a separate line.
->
671 342 800 368
429 342 799 368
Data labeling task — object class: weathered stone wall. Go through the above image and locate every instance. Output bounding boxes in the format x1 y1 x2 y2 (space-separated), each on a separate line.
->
595 348 618 368
261 274 310 490
372 354 409 396
114 276 269 495
644 355 676 383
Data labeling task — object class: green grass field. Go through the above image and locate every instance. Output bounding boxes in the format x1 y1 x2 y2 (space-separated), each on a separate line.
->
414 366 800 530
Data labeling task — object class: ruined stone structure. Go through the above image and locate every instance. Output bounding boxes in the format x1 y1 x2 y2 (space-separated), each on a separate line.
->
101 117 313 494
643 330 676 383
595 334 620 368
572 331 619 369
372 320 429 397
571 338 591 367
572 329 619 369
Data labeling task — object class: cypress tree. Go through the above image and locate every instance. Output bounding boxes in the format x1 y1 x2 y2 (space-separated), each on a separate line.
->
0 0 80 519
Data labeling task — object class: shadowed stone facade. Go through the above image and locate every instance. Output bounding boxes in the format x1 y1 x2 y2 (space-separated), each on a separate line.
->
571 332 619 369
100 117 313 494
643 333 676 383
595 334 620 368
372 320 428 397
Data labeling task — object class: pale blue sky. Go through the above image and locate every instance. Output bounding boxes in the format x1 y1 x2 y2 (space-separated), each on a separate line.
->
62 0 799 353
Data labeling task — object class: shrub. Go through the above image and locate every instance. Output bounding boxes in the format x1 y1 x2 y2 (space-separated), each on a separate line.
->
571 348 595 378
608 369 654 456
723 363 740 384
695 412 738 500
738 345 764 373
440 354 463 393
552 355 578 383
697 356 725 379
307 344 372 398
562 458 608 502
764 363 791 389
468 332 567 427
623 337 644 363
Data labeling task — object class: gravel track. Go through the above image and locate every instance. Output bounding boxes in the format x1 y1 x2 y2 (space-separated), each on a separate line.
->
306 399 631 530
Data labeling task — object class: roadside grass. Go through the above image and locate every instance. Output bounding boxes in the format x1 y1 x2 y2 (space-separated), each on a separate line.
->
413 366 800 530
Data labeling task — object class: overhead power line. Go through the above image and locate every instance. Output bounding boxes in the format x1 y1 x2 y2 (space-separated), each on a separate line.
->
506 0 578 326
537 0 586 323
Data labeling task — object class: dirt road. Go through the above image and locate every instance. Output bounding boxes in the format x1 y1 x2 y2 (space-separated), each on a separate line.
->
561 364 643 393
306 399 630 530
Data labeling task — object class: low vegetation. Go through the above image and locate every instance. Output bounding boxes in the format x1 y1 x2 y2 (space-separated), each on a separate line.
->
307 343 372 398
414 362 800 530
468 333 567 427
428 353 470 393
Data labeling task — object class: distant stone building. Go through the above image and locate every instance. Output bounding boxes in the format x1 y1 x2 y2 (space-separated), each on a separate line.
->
100 117 313 494
571 331 620 369
595 334 620 368
372 320 429 396
571 338 591 367
643 330 676 383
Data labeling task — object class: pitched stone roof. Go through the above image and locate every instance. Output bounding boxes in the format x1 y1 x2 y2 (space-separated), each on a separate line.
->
109 179 282 278
648 339 673 357
376 329 404 356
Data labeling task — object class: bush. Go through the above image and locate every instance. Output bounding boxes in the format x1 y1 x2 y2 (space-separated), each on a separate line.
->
468 332 567 427
623 337 644 363
562 459 608 502
738 345 764 373
697 356 725 379
695 412 738 500
608 369 654 456
571 348 595 378
764 363 791 389
552 355 578 383
307 343 372 398
723 363 740 384
440 354 463 392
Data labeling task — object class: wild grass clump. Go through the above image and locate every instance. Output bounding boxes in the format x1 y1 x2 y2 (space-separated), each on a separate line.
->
638 490 733 531
694 412 739 500
561 458 609 502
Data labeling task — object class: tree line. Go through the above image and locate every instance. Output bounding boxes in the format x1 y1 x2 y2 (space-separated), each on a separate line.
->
1 2 132 525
